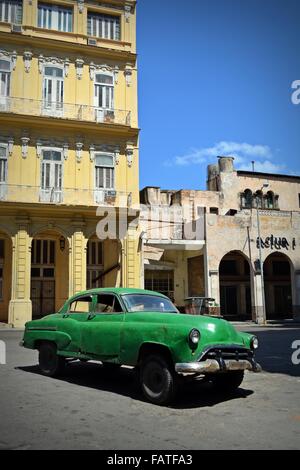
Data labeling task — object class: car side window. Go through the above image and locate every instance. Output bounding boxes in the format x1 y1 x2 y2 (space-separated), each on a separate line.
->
95 294 123 314
68 296 93 314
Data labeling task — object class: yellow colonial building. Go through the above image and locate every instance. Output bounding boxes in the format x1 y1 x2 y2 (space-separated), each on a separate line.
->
0 0 140 327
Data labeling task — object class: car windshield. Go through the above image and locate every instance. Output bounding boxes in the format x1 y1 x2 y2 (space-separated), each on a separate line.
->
122 294 179 313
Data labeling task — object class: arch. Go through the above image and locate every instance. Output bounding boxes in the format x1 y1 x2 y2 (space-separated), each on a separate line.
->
30 228 69 318
219 250 252 320
241 189 252 209
265 191 275 210
254 190 263 209
263 252 293 319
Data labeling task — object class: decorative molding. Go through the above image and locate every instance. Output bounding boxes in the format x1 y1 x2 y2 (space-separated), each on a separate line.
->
0 49 17 70
38 55 70 77
89 62 96 81
124 66 132 87
76 142 83 163
77 0 84 13
21 136 30 159
63 143 69 160
125 4 132 22
11 51 17 70
23 51 33 73
75 59 84 79
89 62 119 81
89 144 95 162
115 146 120 165
36 140 42 158
114 66 119 84
125 145 134 167
7 137 14 156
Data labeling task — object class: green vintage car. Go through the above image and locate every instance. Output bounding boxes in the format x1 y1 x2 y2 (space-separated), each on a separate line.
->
21 288 261 405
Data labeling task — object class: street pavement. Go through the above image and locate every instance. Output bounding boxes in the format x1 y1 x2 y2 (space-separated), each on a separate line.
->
0 325 300 450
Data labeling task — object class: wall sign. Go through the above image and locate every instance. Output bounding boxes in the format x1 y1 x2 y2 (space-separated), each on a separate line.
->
256 235 296 251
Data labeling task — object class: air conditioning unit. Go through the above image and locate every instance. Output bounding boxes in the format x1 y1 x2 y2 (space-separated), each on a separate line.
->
87 37 97 46
11 24 23 34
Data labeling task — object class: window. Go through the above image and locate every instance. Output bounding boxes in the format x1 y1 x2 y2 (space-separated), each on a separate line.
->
0 0 22 24
68 296 93 314
122 294 178 314
209 207 219 215
95 294 123 313
145 271 174 300
43 66 64 115
265 191 274 209
254 190 263 209
0 145 8 184
94 73 114 110
87 240 104 289
0 59 11 106
87 12 120 40
40 149 62 203
38 2 73 32
95 154 114 190
241 189 252 209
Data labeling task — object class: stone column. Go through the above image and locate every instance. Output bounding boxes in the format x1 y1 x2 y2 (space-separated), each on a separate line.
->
69 220 87 297
252 273 266 324
209 269 221 316
293 270 300 319
8 216 32 327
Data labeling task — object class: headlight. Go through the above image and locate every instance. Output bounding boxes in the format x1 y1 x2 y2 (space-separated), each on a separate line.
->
189 329 200 348
250 336 259 350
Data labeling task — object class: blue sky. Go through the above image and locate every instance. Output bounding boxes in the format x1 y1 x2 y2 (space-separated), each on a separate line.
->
137 0 300 190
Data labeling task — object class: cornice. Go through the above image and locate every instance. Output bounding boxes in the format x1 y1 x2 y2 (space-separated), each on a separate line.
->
0 31 137 64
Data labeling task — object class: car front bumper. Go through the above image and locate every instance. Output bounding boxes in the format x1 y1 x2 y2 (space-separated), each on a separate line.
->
175 358 262 375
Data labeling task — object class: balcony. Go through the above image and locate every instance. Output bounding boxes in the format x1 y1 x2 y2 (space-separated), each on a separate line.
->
0 184 136 208
0 97 131 127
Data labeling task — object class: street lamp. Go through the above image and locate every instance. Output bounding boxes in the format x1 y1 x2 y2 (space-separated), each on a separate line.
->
255 182 269 324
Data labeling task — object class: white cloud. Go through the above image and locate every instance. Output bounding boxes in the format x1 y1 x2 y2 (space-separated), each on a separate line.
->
238 160 286 174
170 141 273 167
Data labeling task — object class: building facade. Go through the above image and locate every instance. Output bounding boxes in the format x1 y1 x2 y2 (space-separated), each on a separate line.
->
141 157 300 323
0 0 140 327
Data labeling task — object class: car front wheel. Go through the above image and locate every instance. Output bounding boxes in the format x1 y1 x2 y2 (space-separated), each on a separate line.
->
140 355 177 406
38 342 65 377
211 371 244 393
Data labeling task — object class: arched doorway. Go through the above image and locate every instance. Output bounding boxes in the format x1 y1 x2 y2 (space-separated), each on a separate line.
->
219 251 252 320
264 252 292 319
0 232 12 323
30 230 69 318
86 236 120 289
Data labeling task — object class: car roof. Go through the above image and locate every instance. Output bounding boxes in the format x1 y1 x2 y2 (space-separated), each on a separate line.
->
68 288 169 301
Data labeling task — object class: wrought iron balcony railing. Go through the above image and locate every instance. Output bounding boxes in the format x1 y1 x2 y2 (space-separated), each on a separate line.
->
0 184 136 207
0 97 131 126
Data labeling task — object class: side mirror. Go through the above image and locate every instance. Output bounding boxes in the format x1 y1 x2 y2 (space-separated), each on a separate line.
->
88 313 96 320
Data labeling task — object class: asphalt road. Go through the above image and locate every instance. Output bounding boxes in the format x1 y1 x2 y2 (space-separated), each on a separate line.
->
0 325 300 450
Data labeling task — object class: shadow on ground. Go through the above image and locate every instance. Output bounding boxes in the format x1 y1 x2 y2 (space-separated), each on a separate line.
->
17 362 253 410
243 327 300 377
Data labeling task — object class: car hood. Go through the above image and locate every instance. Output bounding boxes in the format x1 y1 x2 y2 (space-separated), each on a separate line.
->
127 311 247 348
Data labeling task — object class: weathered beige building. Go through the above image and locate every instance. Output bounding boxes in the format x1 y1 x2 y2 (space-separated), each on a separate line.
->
140 157 300 323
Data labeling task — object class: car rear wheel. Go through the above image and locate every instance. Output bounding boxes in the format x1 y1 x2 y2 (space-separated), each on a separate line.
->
140 355 177 406
212 371 244 393
38 342 66 377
